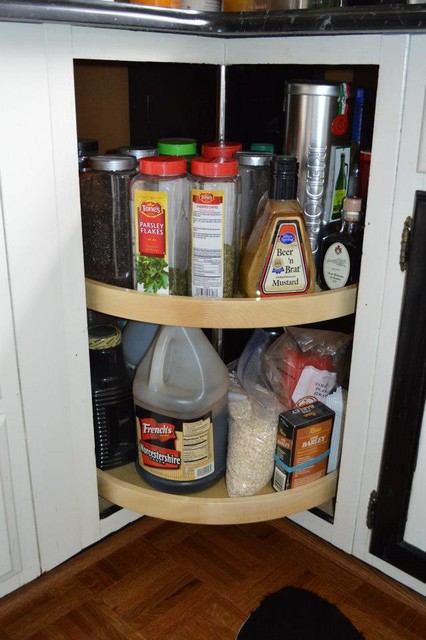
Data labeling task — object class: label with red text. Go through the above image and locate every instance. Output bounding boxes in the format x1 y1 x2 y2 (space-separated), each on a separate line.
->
133 189 169 294
135 405 214 482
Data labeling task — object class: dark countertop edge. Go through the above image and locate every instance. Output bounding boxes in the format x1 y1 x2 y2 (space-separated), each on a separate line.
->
0 1 426 37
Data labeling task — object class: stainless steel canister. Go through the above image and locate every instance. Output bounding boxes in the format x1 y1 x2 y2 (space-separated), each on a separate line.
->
283 81 340 258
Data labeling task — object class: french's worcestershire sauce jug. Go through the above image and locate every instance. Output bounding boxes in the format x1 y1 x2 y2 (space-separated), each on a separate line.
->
133 326 229 494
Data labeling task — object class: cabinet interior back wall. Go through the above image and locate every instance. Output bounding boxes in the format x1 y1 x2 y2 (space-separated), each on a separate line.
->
74 61 378 158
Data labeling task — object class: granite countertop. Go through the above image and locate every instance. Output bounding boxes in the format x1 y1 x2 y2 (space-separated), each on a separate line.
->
0 0 425 37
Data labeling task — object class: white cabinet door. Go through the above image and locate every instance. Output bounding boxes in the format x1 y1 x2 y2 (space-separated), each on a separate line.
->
0 194 39 598
0 22 102 574
0 21 225 575
352 34 426 596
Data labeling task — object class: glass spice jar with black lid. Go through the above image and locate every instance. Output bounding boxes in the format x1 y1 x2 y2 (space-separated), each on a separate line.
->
78 138 98 172
79 154 137 288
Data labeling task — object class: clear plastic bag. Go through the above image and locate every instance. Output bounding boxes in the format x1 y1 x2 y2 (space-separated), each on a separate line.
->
263 326 352 411
226 330 285 497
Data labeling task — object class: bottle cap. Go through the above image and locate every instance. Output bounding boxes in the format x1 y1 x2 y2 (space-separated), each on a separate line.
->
354 88 366 105
235 151 274 167
157 138 197 156
78 139 99 155
139 155 187 176
269 156 298 200
343 196 362 212
201 140 242 159
89 325 122 350
190 156 239 177
250 142 275 153
89 155 137 172
269 155 298 200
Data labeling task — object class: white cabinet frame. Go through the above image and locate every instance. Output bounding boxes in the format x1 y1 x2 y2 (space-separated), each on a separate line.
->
0 20 422 593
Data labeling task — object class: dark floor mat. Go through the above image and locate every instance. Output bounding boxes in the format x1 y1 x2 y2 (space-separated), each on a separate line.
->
237 585 365 639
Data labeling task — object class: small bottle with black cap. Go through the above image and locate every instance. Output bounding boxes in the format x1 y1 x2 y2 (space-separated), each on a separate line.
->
239 155 316 298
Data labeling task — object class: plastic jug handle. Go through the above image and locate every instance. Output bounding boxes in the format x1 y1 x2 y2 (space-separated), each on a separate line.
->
147 328 205 401
148 327 173 391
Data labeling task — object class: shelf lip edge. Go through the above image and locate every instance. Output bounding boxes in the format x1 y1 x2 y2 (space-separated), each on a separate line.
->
85 278 357 328
97 467 338 525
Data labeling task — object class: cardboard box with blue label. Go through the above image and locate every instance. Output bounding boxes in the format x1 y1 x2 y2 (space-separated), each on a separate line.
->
273 400 335 490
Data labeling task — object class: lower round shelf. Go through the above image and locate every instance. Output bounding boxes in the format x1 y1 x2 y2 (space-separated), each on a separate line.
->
97 464 338 525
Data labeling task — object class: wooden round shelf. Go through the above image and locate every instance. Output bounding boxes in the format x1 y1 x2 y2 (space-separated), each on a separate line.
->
85 279 357 329
97 464 338 525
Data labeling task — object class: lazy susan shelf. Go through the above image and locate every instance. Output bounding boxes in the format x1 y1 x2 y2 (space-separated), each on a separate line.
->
97 464 338 525
85 279 357 329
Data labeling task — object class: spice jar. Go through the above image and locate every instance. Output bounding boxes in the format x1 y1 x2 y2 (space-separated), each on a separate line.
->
130 155 189 295
78 138 98 172
235 150 273 257
201 140 242 160
157 138 197 170
116 145 157 162
250 142 275 153
188 156 240 298
79 154 137 288
89 325 136 470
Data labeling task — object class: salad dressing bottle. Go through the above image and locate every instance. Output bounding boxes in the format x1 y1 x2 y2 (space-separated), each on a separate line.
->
239 155 316 298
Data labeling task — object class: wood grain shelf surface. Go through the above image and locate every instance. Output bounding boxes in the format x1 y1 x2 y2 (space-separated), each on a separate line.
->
97 464 338 525
85 279 357 328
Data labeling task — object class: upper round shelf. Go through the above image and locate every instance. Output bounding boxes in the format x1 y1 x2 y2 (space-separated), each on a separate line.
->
85 279 357 329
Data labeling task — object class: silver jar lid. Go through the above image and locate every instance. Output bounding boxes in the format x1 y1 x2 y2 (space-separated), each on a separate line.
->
285 81 340 97
116 146 157 160
235 151 274 167
89 155 137 171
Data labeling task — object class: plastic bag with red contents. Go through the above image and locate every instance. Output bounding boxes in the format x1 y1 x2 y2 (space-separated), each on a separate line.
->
263 326 352 411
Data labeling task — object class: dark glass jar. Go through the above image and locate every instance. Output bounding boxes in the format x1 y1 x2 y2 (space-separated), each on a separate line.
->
318 196 363 290
78 138 98 172
80 154 137 288
89 325 136 470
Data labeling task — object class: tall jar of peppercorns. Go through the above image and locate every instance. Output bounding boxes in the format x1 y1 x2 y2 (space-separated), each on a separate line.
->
79 154 137 288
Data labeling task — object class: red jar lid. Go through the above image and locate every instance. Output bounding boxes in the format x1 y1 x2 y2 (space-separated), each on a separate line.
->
191 156 239 178
201 140 242 159
139 155 186 176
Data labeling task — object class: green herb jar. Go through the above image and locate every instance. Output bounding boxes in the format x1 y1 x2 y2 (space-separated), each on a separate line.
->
130 155 189 296
157 138 197 170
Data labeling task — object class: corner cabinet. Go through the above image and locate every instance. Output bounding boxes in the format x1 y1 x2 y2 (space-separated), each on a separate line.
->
0 6 425 597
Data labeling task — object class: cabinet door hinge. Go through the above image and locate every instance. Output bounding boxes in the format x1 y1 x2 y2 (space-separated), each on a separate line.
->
400 216 413 271
366 489 378 529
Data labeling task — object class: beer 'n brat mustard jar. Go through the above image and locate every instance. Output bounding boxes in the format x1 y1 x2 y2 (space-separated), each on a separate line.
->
188 156 241 298
130 155 189 296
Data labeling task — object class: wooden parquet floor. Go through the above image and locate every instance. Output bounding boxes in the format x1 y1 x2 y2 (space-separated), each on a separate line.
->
0 516 425 639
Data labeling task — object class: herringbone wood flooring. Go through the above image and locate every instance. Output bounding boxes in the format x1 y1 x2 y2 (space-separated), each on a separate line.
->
0 516 425 639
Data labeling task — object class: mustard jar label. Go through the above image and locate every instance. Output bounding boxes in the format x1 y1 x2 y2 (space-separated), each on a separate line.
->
260 221 309 295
